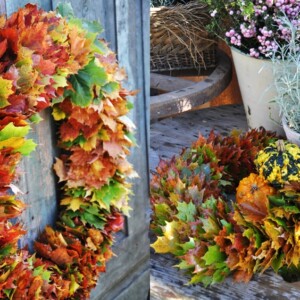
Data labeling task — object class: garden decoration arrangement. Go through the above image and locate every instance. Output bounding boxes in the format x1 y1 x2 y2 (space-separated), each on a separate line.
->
202 0 300 135
0 3 136 299
151 129 300 286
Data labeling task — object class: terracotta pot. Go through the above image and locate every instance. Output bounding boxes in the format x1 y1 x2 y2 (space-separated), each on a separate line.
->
282 117 300 146
231 47 284 136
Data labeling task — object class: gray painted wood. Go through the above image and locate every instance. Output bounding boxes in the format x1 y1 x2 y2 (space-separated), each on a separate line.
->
6 1 150 299
5 0 52 16
52 0 117 51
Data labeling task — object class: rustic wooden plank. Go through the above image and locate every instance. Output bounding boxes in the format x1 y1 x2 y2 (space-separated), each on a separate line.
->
6 0 52 15
52 0 117 51
150 249 300 300
151 73 194 92
150 51 232 121
0 0 6 15
18 110 59 251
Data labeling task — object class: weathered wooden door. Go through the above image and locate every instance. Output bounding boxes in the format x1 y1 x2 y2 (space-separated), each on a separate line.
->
3 1 150 299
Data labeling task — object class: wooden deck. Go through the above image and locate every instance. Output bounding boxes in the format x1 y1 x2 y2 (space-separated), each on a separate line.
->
149 104 300 300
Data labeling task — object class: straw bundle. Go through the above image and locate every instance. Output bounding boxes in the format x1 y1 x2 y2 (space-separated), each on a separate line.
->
150 1 217 72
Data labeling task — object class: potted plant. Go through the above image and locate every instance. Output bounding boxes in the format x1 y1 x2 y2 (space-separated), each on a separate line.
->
271 15 300 146
202 0 300 135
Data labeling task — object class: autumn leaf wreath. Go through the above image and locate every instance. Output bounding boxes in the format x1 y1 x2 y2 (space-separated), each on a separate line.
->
151 129 300 286
0 4 136 299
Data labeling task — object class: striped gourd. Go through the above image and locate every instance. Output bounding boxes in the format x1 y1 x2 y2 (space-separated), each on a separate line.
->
254 140 300 185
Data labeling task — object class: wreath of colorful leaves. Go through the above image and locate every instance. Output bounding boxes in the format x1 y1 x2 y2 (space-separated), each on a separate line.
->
0 4 136 299
151 129 300 286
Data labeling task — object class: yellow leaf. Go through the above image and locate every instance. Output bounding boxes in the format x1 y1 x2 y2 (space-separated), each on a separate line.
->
0 269 11 283
70 274 80 296
69 198 85 211
52 106 66 121
0 137 25 150
0 77 13 108
81 135 97 151
91 160 103 173
151 236 174 254
86 237 97 251
61 197 85 212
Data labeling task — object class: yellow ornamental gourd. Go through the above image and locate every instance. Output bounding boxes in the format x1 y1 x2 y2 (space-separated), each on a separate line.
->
254 140 300 185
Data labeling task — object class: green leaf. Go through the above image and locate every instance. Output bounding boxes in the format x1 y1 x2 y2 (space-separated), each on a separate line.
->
102 81 119 95
61 214 76 228
126 101 134 110
92 38 109 55
212 266 230 284
181 167 192 178
203 245 226 266
125 132 137 146
0 123 30 140
56 2 74 17
81 59 108 86
82 212 105 229
269 195 286 206
176 202 196 222
3 289 13 298
29 113 43 124
66 59 108 107
66 71 93 107
82 20 103 34
190 273 212 287
175 259 194 270
0 244 13 257
220 219 233 233
92 182 126 209
201 216 220 238
33 266 52 282
16 139 37 156
177 238 195 253
272 253 284 273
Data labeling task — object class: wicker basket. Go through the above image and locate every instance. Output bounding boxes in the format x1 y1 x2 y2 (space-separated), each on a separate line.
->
150 2 217 72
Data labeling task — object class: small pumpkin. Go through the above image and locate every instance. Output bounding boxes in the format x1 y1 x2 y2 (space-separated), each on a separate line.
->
254 140 300 186
236 173 276 222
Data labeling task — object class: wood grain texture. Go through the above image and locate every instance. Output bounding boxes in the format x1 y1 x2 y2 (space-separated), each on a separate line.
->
52 0 117 51
150 51 232 121
151 73 194 92
18 109 59 251
6 0 52 16
0 0 5 15
150 105 300 299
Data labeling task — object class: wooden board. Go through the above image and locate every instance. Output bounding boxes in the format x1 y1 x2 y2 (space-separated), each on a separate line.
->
149 104 300 300
150 51 232 121
151 73 194 92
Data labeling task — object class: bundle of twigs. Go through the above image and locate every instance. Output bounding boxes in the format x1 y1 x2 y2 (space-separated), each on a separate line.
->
150 1 217 71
